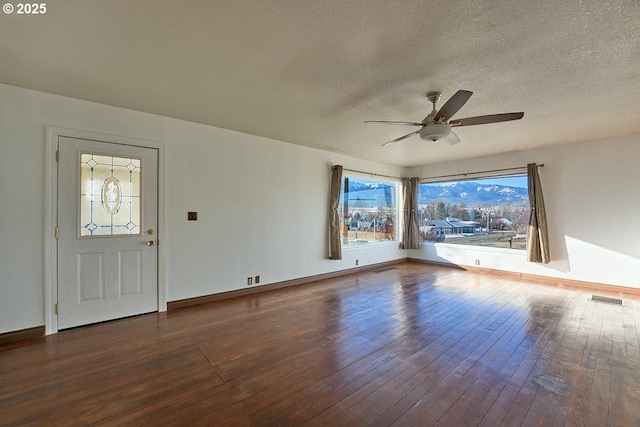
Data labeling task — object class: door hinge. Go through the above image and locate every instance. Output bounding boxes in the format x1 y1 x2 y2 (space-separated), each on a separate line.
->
55 303 59 315
55 226 59 239
55 150 59 162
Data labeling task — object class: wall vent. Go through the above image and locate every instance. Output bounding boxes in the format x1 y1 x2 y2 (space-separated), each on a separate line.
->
590 295 624 306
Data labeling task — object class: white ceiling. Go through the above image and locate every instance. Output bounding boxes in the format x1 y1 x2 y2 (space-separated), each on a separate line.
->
1 0 639 167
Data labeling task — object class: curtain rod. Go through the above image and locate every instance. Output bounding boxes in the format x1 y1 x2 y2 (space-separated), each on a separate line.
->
333 163 544 182
420 163 544 182
332 166 401 181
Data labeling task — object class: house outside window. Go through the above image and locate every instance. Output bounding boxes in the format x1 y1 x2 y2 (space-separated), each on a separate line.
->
338 175 399 246
418 174 529 249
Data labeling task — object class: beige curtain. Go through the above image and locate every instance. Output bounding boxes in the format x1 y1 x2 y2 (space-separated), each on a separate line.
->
400 177 420 249
329 165 342 260
526 163 550 263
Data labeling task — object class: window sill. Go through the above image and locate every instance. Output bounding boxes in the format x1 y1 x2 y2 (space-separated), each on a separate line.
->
341 241 399 251
419 241 526 255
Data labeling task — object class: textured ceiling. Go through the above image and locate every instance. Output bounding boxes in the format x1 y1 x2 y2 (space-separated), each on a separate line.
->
1 0 639 167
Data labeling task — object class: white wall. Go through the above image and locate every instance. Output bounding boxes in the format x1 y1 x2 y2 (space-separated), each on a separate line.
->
407 133 640 288
0 84 406 334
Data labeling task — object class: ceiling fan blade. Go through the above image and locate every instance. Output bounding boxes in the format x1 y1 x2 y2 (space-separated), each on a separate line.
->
381 129 421 147
365 120 423 126
449 112 524 127
443 131 461 145
434 90 473 122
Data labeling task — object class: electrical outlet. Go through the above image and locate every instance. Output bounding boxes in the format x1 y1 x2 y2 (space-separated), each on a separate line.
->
247 277 253 285
355 259 359 266
255 275 260 284
475 259 480 266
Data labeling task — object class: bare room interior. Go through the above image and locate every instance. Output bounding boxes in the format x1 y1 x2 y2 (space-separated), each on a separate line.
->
1 1 639 425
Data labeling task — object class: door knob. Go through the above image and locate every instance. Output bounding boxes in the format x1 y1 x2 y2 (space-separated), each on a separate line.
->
147 240 156 246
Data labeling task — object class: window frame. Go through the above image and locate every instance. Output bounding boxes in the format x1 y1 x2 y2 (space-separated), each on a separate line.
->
338 172 401 248
417 172 529 251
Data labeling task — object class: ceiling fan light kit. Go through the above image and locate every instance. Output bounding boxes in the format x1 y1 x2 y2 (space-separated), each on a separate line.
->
365 90 524 147
418 122 451 142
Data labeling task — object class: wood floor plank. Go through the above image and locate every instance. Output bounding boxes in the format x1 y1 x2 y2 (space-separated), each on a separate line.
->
431 297 532 425
388 295 532 426
1 261 639 426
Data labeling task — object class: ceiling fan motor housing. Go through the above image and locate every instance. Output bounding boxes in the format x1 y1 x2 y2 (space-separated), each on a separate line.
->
419 122 451 142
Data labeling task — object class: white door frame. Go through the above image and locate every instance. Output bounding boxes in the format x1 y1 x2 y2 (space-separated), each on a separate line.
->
44 126 166 335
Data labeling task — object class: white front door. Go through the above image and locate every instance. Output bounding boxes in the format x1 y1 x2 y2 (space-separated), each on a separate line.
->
57 136 158 329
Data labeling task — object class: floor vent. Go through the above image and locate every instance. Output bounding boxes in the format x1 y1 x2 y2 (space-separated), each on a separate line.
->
590 295 624 306
373 267 398 273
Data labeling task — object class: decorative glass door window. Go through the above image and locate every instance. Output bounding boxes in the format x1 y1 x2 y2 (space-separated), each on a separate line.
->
80 153 141 236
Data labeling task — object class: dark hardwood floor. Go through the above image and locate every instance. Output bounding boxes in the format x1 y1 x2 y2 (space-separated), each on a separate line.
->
2 262 640 426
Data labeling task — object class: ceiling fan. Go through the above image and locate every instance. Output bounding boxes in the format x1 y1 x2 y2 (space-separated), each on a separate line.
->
365 90 524 147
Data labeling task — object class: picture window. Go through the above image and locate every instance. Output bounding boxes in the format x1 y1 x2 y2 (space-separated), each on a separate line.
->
418 174 529 249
